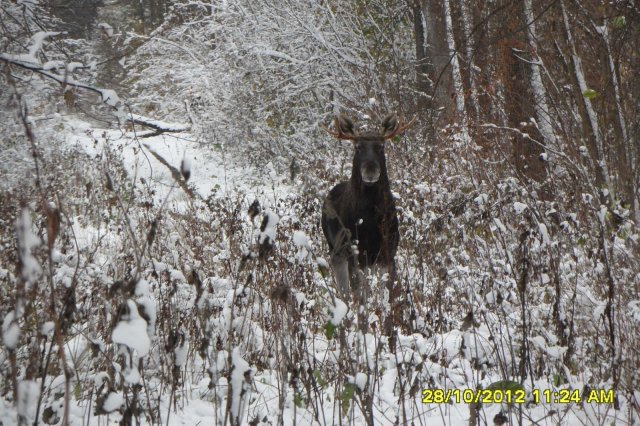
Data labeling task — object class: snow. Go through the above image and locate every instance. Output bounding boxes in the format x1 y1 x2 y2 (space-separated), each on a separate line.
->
473 193 488 205
492 218 506 233
123 366 141 384
111 299 151 356
174 339 188 367
253 47 303 65
0 4 636 425
354 372 368 391
538 222 550 247
93 372 109 387
127 113 190 132
513 201 528 214
100 89 120 108
135 279 156 335
530 335 567 359
17 380 39 424
42 60 64 70
16 209 42 286
229 347 253 422
65 61 84 72
98 22 114 37
293 230 312 260
292 230 311 249
40 321 54 337
630 301 640 323
28 31 59 60
2 311 20 349
316 256 329 273
102 391 124 413
0 32 58 65
169 269 186 282
329 298 348 325
259 210 279 246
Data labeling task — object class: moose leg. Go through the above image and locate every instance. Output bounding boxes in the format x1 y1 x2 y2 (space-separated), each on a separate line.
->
330 255 350 300
322 205 353 300
352 267 366 303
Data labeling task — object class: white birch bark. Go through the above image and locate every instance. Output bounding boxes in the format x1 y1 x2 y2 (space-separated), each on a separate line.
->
599 22 638 221
523 0 559 153
443 0 471 145
561 0 612 193
460 0 479 118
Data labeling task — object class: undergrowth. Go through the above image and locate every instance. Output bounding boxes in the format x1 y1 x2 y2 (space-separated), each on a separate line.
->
1 116 638 425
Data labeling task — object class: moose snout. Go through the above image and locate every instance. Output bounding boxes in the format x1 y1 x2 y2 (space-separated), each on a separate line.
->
361 162 381 184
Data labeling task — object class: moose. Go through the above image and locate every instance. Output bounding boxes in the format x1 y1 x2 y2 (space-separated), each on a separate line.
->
321 113 412 301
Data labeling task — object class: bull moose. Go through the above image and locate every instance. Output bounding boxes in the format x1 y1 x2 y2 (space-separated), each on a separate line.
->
321 113 412 301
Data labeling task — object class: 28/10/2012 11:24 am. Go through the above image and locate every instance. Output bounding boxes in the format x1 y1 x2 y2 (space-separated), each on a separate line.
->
421 388 615 405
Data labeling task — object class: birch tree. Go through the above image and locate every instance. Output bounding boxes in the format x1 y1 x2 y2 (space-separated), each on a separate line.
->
523 0 558 153
443 0 470 144
560 0 612 195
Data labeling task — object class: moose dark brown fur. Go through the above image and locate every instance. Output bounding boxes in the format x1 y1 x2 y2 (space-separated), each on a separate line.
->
321 113 409 299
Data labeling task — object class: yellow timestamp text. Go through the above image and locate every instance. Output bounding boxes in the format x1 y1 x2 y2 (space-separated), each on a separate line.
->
421 388 615 405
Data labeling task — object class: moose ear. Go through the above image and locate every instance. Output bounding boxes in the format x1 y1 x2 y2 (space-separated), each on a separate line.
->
322 114 357 140
334 114 356 139
382 114 416 140
381 114 399 139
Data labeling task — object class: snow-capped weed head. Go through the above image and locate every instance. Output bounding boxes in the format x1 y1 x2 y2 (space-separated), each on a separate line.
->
258 210 279 258
111 299 151 357
104 172 114 191
15 208 41 287
248 199 260 220
180 156 192 182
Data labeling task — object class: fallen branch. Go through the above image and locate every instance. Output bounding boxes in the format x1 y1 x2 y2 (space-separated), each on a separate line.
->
127 114 190 135
1 54 120 107
1 54 190 134
143 145 195 198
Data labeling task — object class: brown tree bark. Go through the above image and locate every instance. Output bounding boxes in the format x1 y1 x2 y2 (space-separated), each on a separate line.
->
498 2 547 187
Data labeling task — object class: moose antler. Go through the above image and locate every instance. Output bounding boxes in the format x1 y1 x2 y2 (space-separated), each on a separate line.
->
383 115 417 140
322 113 416 140
322 126 354 140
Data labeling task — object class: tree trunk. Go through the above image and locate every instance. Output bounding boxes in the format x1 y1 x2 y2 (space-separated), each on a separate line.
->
459 0 479 120
523 0 558 153
500 1 547 186
600 20 638 220
560 0 612 196
443 0 471 144
419 0 453 117
411 0 432 111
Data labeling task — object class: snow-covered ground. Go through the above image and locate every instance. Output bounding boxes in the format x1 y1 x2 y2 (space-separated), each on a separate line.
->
58 114 291 204
1 115 629 426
